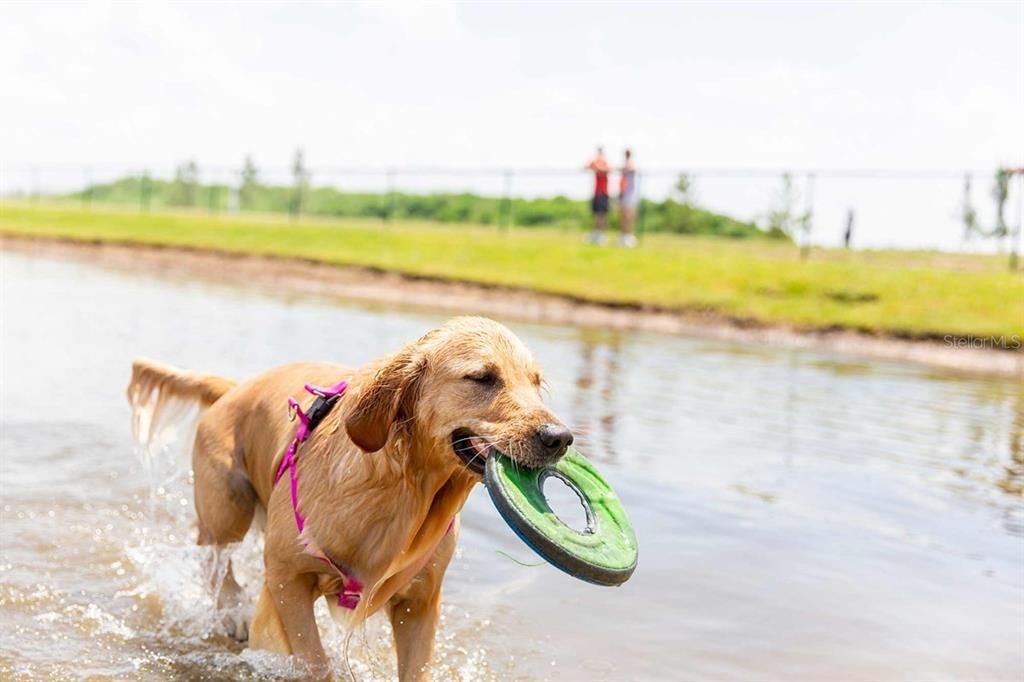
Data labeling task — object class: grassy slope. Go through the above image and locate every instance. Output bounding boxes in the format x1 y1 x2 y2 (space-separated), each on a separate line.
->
2 202 1020 339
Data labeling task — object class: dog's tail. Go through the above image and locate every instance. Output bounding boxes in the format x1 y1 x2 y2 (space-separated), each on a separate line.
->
127 358 236 452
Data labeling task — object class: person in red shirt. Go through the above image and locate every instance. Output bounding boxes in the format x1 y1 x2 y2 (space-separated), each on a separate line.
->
585 147 611 244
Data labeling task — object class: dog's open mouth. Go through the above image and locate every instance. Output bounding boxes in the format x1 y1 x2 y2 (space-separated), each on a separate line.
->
451 429 495 475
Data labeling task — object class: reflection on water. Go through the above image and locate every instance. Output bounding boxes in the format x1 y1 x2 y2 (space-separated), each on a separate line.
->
1 251 1022 681
1007 401 1024 496
570 328 625 464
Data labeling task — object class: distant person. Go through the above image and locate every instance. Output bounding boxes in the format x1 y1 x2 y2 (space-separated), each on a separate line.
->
618 149 638 247
585 147 610 244
844 208 855 249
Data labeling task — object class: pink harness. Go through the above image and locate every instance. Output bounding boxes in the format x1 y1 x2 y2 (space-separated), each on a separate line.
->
274 379 456 611
275 380 363 609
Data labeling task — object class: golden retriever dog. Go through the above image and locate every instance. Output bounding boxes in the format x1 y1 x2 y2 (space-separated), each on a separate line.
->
126 316 573 680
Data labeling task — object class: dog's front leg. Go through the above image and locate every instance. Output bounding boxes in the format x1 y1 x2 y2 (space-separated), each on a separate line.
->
251 571 329 677
388 526 458 682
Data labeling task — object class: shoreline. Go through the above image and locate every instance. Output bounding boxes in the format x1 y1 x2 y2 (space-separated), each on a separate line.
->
3 233 1020 378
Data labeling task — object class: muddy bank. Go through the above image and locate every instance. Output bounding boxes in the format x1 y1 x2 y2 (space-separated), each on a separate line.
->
3 234 1020 377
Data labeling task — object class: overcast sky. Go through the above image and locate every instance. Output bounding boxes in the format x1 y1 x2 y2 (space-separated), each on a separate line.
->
1 1 1022 248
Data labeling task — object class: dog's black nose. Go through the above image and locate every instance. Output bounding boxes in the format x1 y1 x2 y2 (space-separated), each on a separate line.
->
536 423 574 458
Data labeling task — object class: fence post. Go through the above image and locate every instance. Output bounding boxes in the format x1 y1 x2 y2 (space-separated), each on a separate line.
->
1012 172 1023 272
636 171 646 241
207 169 218 215
139 169 151 212
386 168 396 224
233 168 242 214
208 180 217 214
502 170 513 231
83 166 92 209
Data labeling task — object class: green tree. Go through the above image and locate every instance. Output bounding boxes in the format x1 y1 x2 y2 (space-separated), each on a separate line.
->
993 168 1011 239
674 174 697 206
765 173 809 242
961 174 979 240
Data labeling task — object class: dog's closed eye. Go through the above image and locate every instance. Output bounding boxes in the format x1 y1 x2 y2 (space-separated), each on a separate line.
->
464 369 498 386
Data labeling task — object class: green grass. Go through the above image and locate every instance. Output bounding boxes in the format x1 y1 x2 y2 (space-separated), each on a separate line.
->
2 201 1020 339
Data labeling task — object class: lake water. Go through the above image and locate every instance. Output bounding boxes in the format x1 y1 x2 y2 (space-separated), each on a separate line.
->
1 250 1021 681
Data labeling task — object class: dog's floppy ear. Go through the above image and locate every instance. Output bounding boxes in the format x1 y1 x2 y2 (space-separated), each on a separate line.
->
345 348 424 453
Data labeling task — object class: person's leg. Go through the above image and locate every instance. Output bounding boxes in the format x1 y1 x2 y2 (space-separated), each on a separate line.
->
621 206 634 235
619 205 637 247
587 195 608 244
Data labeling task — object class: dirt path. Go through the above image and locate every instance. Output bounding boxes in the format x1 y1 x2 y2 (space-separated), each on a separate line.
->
3 234 1020 378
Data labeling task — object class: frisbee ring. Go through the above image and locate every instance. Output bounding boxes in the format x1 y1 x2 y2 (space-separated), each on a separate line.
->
484 447 638 586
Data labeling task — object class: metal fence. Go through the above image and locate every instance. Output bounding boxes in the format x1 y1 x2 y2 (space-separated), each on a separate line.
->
2 162 1022 265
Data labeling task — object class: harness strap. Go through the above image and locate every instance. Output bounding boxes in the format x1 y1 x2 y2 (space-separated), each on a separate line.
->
274 380 349 529
274 380 362 607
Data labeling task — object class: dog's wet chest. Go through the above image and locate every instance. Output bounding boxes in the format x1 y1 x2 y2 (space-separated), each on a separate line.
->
312 513 454 612
396 515 454 571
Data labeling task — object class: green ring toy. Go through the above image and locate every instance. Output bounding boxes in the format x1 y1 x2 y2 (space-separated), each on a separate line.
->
484 447 638 586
